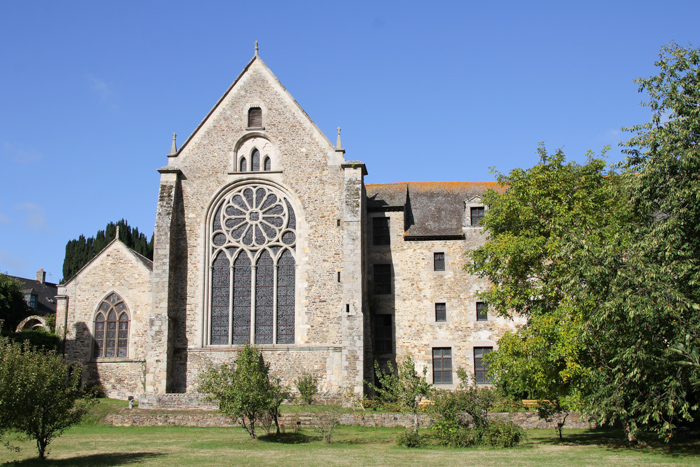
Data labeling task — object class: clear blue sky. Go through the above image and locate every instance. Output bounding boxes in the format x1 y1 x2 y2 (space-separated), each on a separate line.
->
1 0 698 283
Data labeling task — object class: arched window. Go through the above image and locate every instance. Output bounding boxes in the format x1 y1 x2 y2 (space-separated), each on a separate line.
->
251 149 260 172
209 184 296 345
263 156 271 171
239 157 247 172
248 107 262 128
93 293 129 358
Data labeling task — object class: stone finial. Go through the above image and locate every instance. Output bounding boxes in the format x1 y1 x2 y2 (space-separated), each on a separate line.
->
255 41 259 56
169 133 178 156
115 225 120 240
336 127 343 150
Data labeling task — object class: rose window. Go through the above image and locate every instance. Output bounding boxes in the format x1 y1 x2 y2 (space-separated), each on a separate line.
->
209 184 296 346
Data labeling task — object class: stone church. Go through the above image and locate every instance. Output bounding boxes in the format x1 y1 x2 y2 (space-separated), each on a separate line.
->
56 51 522 401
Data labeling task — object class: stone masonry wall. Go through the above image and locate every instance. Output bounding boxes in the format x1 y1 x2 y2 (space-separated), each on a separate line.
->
105 410 595 430
367 209 524 388
57 241 152 399
163 57 359 395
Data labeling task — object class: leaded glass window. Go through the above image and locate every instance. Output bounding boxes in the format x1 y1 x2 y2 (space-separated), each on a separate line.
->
93 293 129 359
252 149 260 172
435 303 446 322
434 252 445 271
263 157 271 171
209 184 297 345
240 158 247 172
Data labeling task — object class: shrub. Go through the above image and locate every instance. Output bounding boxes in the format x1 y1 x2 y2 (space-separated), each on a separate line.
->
5 330 61 352
431 419 478 447
315 404 342 443
198 344 288 439
396 429 423 447
294 372 319 405
482 420 524 447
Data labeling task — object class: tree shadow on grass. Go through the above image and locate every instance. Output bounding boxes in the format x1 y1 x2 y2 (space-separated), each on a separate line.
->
535 428 700 457
257 432 320 444
4 451 165 466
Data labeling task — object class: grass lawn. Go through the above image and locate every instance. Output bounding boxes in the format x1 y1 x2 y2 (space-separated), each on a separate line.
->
1 401 699 466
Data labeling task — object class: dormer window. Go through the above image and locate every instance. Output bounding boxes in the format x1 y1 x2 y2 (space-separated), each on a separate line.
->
470 207 485 226
248 107 262 128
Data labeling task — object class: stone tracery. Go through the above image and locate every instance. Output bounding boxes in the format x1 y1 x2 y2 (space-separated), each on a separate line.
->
209 184 296 345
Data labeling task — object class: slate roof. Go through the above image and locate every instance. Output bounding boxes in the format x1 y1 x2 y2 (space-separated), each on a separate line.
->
9 275 58 316
366 182 505 238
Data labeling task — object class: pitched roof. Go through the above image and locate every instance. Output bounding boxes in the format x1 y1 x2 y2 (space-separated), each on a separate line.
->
366 181 505 237
8 275 58 316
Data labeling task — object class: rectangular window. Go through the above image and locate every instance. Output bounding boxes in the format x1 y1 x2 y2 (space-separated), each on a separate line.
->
374 264 392 295
433 252 445 271
373 217 390 245
476 302 487 321
474 347 493 384
435 303 446 322
374 314 393 354
433 347 453 384
470 206 485 226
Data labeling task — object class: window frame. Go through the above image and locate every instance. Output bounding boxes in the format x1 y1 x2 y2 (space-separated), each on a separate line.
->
373 264 392 295
248 107 263 128
207 183 297 346
476 301 488 321
372 217 390 246
470 206 485 226
432 347 453 384
474 346 493 384
373 314 393 354
433 252 445 271
93 293 130 359
435 302 446 322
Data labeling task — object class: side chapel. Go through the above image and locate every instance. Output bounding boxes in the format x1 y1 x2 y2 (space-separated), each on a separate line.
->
56 49 522 401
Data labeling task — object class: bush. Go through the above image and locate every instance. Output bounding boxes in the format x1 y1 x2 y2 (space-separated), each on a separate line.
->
482 420 524 448
198 344 289 439
431 419 478 447
315 404 342 443
5 330 61 352
0 336 94 459
396 429 423 447
294 372 319 405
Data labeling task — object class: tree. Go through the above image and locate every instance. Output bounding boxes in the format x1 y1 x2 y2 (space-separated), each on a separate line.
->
366 357 433 434
61 219 154 282
470 45 700 441
0 336 94 459
198 344 288 439
0 273 33 332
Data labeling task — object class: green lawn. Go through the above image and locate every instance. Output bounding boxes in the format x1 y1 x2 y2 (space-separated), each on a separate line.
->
1 401 699 466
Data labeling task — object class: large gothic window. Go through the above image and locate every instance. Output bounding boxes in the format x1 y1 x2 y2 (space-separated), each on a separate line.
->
209 184 297 345
93 293 130 358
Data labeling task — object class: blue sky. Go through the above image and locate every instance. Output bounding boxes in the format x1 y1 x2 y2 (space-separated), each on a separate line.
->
1 0 698 283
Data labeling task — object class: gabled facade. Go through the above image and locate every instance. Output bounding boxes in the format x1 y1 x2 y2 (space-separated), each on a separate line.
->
57 53 522 400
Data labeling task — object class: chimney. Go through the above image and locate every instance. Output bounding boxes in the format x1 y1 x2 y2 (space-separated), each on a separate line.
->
36 269 46 284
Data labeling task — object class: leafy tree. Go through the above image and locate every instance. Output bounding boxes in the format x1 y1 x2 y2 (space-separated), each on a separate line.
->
0 336 94 459
366 357 433 434
0 273 33 332
61 219 154 282
198 344 288 439
294 371 319 405
470 43 700 442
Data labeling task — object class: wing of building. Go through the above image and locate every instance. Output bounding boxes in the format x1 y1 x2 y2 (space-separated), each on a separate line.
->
56 52 522 402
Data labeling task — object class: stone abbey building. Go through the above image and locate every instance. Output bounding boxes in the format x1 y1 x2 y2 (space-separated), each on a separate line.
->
56 52 522 401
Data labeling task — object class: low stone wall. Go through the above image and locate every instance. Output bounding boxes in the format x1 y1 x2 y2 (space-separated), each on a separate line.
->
138 393 218 411
105 410 595 430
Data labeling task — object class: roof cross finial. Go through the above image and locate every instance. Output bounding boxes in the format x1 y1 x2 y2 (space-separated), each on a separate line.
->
169 133 178 156
255 41 259 56
336 127 342 150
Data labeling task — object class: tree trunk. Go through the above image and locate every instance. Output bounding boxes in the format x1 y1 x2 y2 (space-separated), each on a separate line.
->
623 420 637 444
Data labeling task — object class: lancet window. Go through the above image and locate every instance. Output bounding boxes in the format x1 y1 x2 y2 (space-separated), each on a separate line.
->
209 184 297 345
93 293 130 358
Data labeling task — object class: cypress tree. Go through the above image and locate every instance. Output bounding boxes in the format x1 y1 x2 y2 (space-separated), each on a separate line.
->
61 219 154 283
